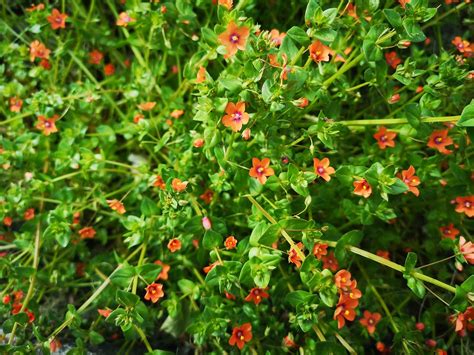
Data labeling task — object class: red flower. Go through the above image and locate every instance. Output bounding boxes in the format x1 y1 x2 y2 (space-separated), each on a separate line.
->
98 308 112 318
29 40 50 62
107 199 126 214
26 3 45 12
427 129 453 155
359 310 382 334
89 50 104 65
153 175 166 190
451 306 474 336
283 335 297 348
454 196 474 217
459 237 474 264
167 238 182 253
288 242 304 268
193 138 204 148
225 236 238 250
24 208 35 221
138 102 156 111
203 260 221 274
385 51 401 69
171 109 184 119
322 251 339 272
241 128 251 141
104 63 115 76
309 40 331 63
36 115 59 136
398 0 411 8
3 295 10 304
49 338 61 352
39 59 51 70
229 323 252 350
47 8 68 30
373 126 397 149
338 280 362 302
439 223 460 240
225 291 236 300
222 102 249 132
116 12 136 27
200 189 214 204
171 178 188 192
399 165 420 197
154 260 170 280
334 270 352 289
313 157 335 182
196 66 206 83
9 97 23 112
313 243 328 259
244 287 269 305
249 157 275 184
388 93 400 104
376 250 390 260
353 179 372 198
218 21 250 58
144 283 164 303
452 37 471 54
269 29 286 46
334 297 359 329
79 227 96 239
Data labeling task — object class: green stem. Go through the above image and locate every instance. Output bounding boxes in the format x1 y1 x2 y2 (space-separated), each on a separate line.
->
134 325 153 352
337 115 460 126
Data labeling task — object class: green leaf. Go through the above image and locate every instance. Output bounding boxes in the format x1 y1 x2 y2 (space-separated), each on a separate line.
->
202 230 223 249
335 230 363 263
178 279 196 294
386 179 409 194
287 26 310 45
383 9 402 28
140 197 159 217
249 221 269 246
110 265 136 288
457 100 474 127
285 290 313 307
137 263 161 283
314 342 346 355
405 103 421 128
404 252 417 274
403 18 426 42
305 0 320 25
116 289 140 307
450 275 474 311
405 276 426 298
314 28 337 42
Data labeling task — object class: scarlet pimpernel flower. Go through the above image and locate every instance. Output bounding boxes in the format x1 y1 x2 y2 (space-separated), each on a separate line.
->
322 251 339 272
89 50 103 65
107 199 126 214
454 196 473 217
47 8 68 30
427 129 453 154
313 157 335 182
313 243 328 259
171 178 188 192
36 115 59 136
249 158 275 184
439 224 460 239
385 51 401 68
309 40 331 63
9 97 23 112
399 166 421 196
353 179 372 198
167 238 182 252
144 283 164 303
360 310 382 334
116 12 136 27
373 126 397 149
30 40 50 62
229 323 252 350
154 260 170 280
288 242 304 268
218 21 250 59
79 227 96 239
225 236 238 250
221 102 249 132
245 287 269 305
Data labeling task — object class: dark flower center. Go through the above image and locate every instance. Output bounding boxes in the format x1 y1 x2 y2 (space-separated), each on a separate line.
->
317 167 324 174
256 166 264 174
434 136 443 144
44 121 52 128
230 34 240 44
465 201 472 208
232 111 242 122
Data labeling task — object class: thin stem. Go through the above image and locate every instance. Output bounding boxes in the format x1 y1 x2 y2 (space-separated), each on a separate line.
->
337 115 460 126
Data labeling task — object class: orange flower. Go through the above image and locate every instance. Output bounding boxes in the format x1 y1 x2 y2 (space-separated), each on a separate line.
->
225 236 238 250
138 102 156 111
200 189 214 204
450 306 474 336
388 93 400 104
218 21 250 59
288 242 304 268
104 63 115 76
171 178 188 192
196 66 207 83
170 109 184 118
3 216 12 227
313 157 335 182
36 115 59 136
385 51 401 69
39 58 51 69
308 40 331 63
47 8 68 30
244 287 269 305
439 223 460 239
460 237 474 264
24 208 35 221
133 114 144 123
98 308 112 318
203 260 221 274
79 227 96 239
399 165 420 196
49 338 62 353
218 0 233 10
360 310 382 334
222 102 249 132
249 157 275 184
269 29 286 46
322 251 339 272
353 179 372 198
241 128 251 141
167 238 182 252
193 138 204 148
9 97 23 112
455 196 474 217
29 40 50 62
89 50 104 65
312 243 328 259
346 3 358 19
334 297 359 329
373 126 397 149
154 260 170 280
153 175 166 189
116 12 135 27
144 283 164 303
398 0 410 9
107 199 126 214
452 37 471 53
376 250 390 260
427 129 453 154
26 3 45 12
283 335 297 348
229 323 252 350
338 280 362 301
334 270 352 289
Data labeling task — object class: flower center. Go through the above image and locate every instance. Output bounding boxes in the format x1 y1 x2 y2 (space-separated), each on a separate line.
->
44 121 52 128
465 201 472 208
368 319 374 325
256 166 264 175
230 34 240 43
434 136 443 144
317 167 324 174
232 112 242 122
380 135 387 142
